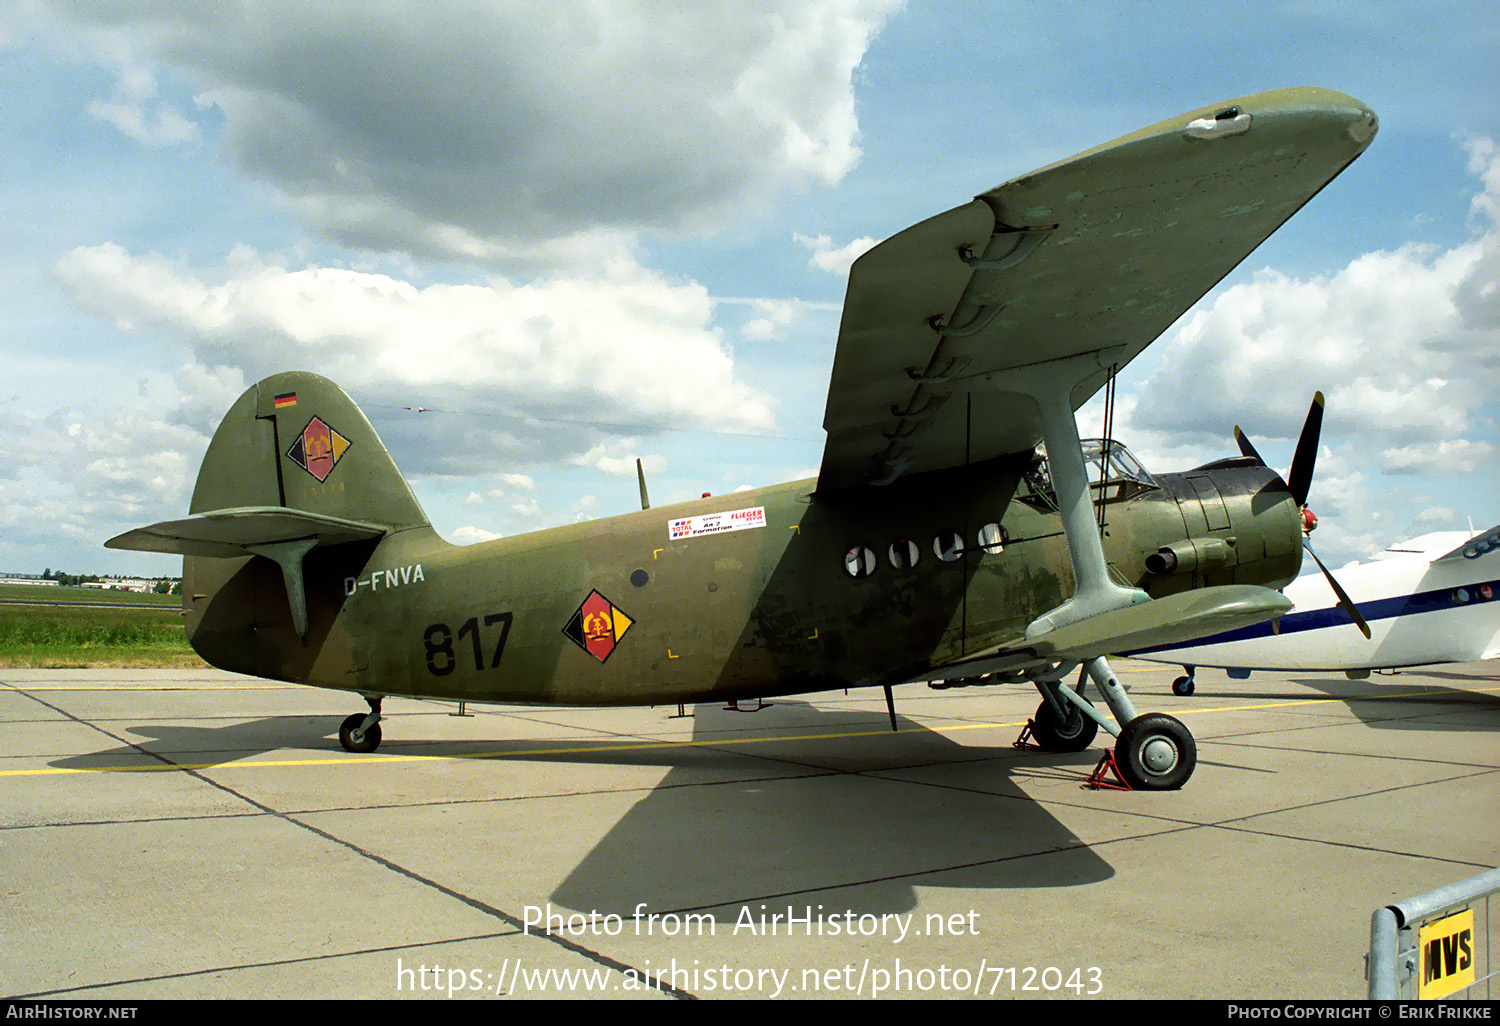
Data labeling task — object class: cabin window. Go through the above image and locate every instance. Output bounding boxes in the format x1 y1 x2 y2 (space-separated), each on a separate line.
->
844 546 877 578
888 538 920 570
933 530 965 562
977 523 1007 554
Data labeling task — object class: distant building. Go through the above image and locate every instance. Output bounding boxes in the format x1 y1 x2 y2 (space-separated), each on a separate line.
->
81 579 154 593
0 574 59 587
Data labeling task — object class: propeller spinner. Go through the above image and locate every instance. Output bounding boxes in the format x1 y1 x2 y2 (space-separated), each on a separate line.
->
1234 392 1371 640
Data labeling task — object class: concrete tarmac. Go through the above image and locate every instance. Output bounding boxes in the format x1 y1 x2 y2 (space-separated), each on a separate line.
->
2 659 1497 1000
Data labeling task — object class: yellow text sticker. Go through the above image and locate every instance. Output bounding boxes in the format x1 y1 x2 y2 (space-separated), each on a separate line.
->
1418 908 1475 1000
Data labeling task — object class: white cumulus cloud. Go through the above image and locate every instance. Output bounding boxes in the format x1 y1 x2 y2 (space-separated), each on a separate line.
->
1103 138 1500 564
54 245 775 478
742 298 807 341
794 232 881 276
1132 139 1500 453
85 65 199 147
48 0 903 264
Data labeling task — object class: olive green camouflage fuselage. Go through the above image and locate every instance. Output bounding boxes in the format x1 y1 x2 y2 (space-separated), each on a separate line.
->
184 448 1302 707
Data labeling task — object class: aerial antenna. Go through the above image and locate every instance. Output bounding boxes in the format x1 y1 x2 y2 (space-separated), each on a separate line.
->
636 458 651 511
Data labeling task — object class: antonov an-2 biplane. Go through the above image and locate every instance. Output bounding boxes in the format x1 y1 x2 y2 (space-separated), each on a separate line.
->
109 88 1379 789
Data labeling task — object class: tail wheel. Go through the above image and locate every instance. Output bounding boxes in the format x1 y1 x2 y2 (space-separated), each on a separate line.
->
1114 713 1195 790
339 712 382 753
1172 675 1196 696
1031 696 1099 752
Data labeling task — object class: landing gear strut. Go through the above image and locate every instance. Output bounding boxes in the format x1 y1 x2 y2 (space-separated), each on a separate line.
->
339 696 383 753
1030 695 1098 752
1027 657 1198 790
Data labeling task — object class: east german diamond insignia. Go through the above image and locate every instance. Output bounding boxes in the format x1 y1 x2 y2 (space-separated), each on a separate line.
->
562 590 633 663
286 416 350 482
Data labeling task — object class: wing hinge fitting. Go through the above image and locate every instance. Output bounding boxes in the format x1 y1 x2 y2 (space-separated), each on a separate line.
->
862 214 1058 488
889 395 946 420
959 222 1057 272
868 454 914 487
906 355 973 384
927 303 1001 338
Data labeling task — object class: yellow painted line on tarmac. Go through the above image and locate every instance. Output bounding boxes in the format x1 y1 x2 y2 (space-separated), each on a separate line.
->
1161 683 1500 719
2 683 1495 779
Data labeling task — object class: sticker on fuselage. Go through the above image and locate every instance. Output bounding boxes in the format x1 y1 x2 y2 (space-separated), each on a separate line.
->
669 505 766 541
562 590 633 663
286 415 350 482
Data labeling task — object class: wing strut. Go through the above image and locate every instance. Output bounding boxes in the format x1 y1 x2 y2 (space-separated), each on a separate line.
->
979 348 1151 733
982 348 1150 638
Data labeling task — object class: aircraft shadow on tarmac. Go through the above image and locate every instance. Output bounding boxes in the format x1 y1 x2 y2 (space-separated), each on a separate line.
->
48 698 1115 913
47 713 354 771
547 700 1116 920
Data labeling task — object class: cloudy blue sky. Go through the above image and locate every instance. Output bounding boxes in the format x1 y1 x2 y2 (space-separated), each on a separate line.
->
2 1 1496 578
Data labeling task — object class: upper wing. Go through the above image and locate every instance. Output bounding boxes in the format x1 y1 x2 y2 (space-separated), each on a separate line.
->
818 87 1377 491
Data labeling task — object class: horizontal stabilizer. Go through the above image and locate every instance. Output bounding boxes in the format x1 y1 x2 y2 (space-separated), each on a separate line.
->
105 506 386 557
923 585 1293 681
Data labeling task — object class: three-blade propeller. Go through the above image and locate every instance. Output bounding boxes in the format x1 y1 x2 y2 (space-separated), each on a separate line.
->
1234 392 1371 640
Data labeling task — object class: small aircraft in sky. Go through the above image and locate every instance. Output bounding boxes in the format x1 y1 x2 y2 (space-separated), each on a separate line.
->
1130 524 1500 693
107 87 1380 790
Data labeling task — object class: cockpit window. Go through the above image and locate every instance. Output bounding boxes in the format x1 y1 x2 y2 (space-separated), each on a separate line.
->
1021 438 1157 510
1080 439 1157 487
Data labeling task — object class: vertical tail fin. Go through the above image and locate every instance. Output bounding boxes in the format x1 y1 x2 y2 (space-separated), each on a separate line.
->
106 372 432 679
190 371 429 530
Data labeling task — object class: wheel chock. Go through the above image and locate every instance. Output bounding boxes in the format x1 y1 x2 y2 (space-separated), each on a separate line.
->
1014 719 1043 750
1085 750 1133 791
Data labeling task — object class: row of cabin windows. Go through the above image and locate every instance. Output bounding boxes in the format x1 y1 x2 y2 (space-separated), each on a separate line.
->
843 523 1008 578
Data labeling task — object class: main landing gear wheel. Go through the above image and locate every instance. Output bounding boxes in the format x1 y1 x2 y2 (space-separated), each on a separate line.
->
1172 675 1196 696
1114 713 1196 790
339 712 382 753
1031 696 1099 752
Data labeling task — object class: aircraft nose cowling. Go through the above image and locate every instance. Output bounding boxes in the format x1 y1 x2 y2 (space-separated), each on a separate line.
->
1149 463 1303 592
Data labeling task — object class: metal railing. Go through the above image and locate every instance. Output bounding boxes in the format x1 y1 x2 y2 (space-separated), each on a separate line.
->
1368 867 1499 999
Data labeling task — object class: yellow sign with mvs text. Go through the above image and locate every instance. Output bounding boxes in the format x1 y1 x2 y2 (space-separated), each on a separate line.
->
1418 908 1475 999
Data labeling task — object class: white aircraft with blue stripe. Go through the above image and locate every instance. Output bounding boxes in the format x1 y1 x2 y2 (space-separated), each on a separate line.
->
1131 525 1500 694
